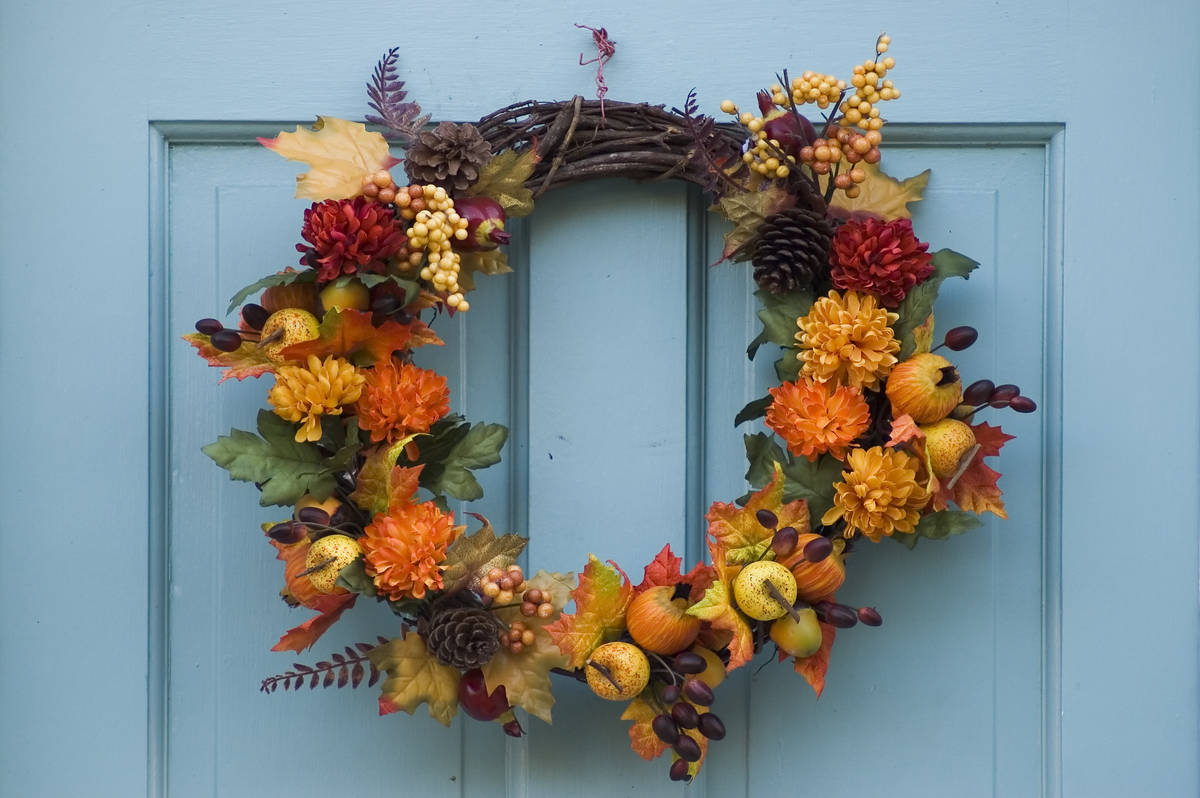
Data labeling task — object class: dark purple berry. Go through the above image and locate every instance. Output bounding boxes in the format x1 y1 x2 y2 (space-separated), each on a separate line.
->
669 759 691 781
652 714 679 744
209 329 243 352
943 326 978 351
267 522 306 544
755 508 778 529
241 303 270 330
858 607 883 626
990 384 1020 403
660 684 681 703
963 379 995 406
803 536 833 563
296 507 331 526
771 526 798 557
683 679 714 707
671 702 699 729
697 712 726 740
826 604 859 628
1009 396 1037 413
673 735 702 762
673 652 705 675
195 318 223 335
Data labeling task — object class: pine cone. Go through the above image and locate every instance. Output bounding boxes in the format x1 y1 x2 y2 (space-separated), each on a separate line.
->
419 606 502 670
751 208 834 294
405 122 493 191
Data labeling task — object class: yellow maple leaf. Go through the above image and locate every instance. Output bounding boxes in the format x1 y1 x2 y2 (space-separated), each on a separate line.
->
911 314 935 354
828 163 930 220
712 184 796 261
260 116 400 201
705 462 810 563
481 570 573 724
621 697 709 777
686 545 754 671
544 556 633 668
457 249 513 292
368 631 460 726
466 148 541 217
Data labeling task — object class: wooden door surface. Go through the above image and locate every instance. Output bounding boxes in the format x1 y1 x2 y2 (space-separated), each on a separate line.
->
3 2 1198 796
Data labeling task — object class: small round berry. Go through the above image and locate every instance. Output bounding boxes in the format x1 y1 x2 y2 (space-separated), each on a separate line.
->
720 99 736 114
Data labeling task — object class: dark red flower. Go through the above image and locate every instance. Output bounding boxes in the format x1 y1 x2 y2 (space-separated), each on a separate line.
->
297 197 406 282
829 217 933 307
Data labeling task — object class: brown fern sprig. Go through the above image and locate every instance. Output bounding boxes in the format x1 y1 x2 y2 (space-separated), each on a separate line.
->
673 89 746 198
365 48 430 142
260 638 386 693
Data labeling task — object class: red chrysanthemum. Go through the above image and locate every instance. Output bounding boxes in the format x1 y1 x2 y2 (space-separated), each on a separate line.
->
830 217 933 308
356 359 450 444
297 196 406 282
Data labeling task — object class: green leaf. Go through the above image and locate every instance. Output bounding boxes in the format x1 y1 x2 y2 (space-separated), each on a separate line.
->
912 510 983 540
419 420 509 503
734 395 771 427
202 410 336 506
894 249 979 359
226 270 316 315
746 330 768 361
890 531 919 549
356 274 421 304
323 419 362 472
778 455 844 521
744 433 788 489
349 436 414 515
774 350 802 383
335 556 378 596
755 288 813 348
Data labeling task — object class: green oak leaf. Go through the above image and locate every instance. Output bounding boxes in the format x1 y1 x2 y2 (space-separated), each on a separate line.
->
734 395 772 427
894 249 979 359
755 288 813 348
774 350 802 383
335 556 378 597
891 510 983 549
743 432 844 520
225 269 316 315
202 409 335 506
417 419 509 502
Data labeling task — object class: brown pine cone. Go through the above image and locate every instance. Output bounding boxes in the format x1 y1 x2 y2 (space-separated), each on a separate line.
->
419 606 502 670
750 208 834 294
404 122 493 191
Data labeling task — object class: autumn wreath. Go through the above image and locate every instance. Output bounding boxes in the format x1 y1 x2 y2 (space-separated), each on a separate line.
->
187 31 1036 783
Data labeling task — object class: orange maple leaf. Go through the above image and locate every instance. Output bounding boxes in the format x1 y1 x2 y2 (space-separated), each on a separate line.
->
271 593 356 653
635 544 715 596
686 541 754 671
283 308 442 364
706 463 810 563
932 422 1014 518
792 621 837 697
182 333 276 383
621 696 670 760
544 555 634 668
887 414 924 448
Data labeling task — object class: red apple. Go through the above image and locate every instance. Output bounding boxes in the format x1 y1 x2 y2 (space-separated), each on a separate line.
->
626 586 701 654
457 668 510 721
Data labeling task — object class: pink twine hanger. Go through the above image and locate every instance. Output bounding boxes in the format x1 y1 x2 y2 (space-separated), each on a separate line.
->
576 24 616 123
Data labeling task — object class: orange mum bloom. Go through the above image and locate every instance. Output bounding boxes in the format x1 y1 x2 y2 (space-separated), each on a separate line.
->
821 446 930 542
766 378 871 461
796 290 900 390
357 359 450 444
361 501 462 600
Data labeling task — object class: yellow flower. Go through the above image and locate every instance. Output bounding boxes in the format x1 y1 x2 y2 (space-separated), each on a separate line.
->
821 446 929 542
268 354 365 442
796 290 900 390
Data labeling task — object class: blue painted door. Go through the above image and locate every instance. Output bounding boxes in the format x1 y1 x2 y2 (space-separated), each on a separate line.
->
3 3 1198 796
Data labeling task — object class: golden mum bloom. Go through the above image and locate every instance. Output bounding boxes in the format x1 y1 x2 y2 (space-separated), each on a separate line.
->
796 290 900 390
766 378 871 461
357 359 450 444
822 446 930 542
268 354 365 443
361 501 462 600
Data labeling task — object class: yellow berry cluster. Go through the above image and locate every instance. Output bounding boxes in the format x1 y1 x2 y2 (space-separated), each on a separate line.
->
360 170 398 203
481 564 528 606
397 184 472 312
772 72 847 110
838 34 898 132
717 100 796 181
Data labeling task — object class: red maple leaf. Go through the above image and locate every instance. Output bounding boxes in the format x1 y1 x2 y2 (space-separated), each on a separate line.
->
887 413 924 447
283 308 442 363
635 544 715 596
271 593 356 653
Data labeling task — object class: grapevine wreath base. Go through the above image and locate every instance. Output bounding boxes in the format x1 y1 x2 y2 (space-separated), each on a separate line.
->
187 32 1036 782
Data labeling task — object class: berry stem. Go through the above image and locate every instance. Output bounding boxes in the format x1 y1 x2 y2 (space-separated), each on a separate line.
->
763 581 802 622
944 443 981 491
646 651 680 685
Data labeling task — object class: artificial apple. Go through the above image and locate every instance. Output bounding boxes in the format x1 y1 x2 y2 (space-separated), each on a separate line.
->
625 586 701 654
885 352 963 423
585 642 650 700
732 560 797 621
769 606 823 658
457 668 510 721
261 281 320 315
921 418 977 478
788 533 845 603
303 534 360 593
318 277 370 313
258 308 319 362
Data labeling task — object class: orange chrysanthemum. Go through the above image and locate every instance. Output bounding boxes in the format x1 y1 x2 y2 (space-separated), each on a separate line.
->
796 290 900 390
361 501 462 600
268 354 365 442
766 378 871 461
821 446 930 542
357 359 450 444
